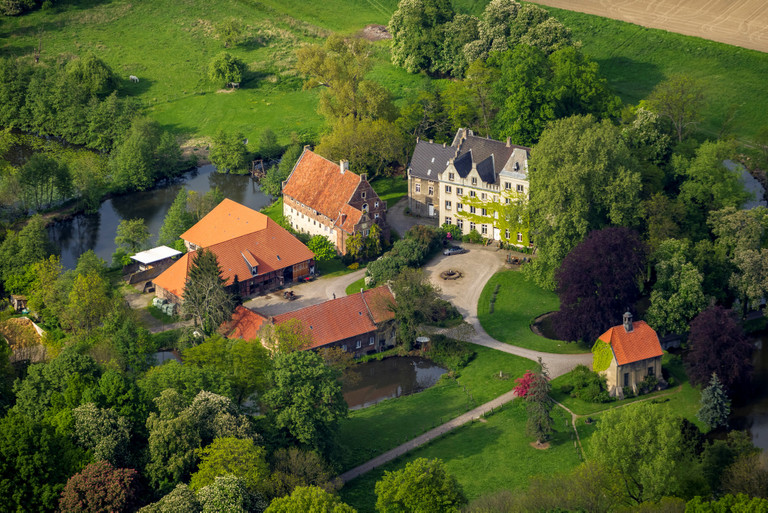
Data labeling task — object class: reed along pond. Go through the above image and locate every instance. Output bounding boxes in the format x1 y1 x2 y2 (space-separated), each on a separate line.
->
342 356 447 410
48 165 272 268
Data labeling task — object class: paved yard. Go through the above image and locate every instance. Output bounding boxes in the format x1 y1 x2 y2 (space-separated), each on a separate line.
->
387 197 436 238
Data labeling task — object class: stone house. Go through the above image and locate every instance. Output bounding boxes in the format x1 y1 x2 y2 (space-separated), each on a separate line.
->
154 199 315 305
593 312 664 397
407 129 531 246
282 148 390 255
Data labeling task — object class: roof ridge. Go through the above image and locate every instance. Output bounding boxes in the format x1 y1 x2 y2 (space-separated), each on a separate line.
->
360 289 375 325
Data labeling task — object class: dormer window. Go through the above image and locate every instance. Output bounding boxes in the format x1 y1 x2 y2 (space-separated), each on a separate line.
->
362 203 369 213
374 201 379 208
471 177 477 185
448 172 455 181
362 191 366 199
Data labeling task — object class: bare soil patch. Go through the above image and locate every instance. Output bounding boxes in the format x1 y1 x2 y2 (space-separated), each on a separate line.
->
360 24 391 42
531 311 559 340
530 441 551 450
529 0 768 53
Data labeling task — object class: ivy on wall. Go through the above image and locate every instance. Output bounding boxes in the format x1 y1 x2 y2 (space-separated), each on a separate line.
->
592 339 614 373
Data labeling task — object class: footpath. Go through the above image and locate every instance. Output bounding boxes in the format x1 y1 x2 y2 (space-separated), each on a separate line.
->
339 389 518 483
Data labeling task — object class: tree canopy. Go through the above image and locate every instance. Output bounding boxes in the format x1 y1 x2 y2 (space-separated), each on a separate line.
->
182 248 235 335
374 457 466 512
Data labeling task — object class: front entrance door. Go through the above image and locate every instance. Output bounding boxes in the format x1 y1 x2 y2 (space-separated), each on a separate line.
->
428 203 435 217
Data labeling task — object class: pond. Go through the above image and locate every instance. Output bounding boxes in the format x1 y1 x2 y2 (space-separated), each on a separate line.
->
342 356 447 410
48 165 273 268
732 331 768 451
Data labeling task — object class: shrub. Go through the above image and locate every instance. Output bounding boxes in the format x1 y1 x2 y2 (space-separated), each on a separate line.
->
514 370 535 398
570 365 611 403
638 374 659 395
464 229 484 244
425 335 476 371
622 386 635 398
559 384 574 395
441 223 462 240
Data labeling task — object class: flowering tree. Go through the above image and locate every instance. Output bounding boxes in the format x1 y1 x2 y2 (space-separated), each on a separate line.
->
59 461 141 513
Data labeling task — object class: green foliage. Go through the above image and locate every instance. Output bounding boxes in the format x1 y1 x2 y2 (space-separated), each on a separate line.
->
72 402 131 466
65 53 118 97
527 115 641 289
266 485 356 513
138 360 232 406
525 361 553 443
646 75 704 142
182 248 235 335
592 340 613 373
114 218 150 255
257 128 282 160
111 117 182 191
569 364 611 403
388 0 454 75
269 448 342 499
215 18 246 48
18 153 72 211
592 402 683 503
307 235 336 262
424 335 476 372
208 52 246 87
264 351 347 455
261 143 302 197
210 129 249 173
158 188 194 246
374 457 466 513
189 437 269 495
197 475 267 513
139 483 201 513
65 271 112 333
697 373 731 431
686 494 768 512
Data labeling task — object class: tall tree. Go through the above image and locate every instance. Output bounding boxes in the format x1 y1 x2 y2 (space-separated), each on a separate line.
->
263 351 347 455
646 75 705 142
269 448 342 498
65 271 112 333
18 154 72 211
266 486 355 513
208 52 246 87
685 306 753 392
182 249 234 335
114 218 150 254
189 437 270 495
645 239 708 336
526 115 642 289
72 402 131 466
525 359 553 444
697 373 731 431
592 402 683 503
65 53 118 97
158 187 193 247
197 475 266 513
209 130 249 173
375 458 466 512
111 117 181 191
553 227 646 344
59 461 141 513
388 0 454 74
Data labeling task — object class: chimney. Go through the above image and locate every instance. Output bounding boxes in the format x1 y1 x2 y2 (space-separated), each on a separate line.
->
429 139 433 144
506 137 511 147
416 136 420 143
340 160 349 174
443 142 446 148
623 311 633 333
360 173 368 182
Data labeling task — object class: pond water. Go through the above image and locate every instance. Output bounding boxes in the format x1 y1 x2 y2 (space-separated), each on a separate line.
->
48 165 272 268
732 331 768 451
342 356 447 410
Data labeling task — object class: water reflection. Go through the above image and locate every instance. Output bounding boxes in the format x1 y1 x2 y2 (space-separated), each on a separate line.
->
48 165 272 268
732 334 768 450
342 356 447 410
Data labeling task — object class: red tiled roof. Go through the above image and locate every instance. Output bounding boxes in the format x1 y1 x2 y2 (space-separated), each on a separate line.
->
598 321 663 366
226 305 268 340
181 198 268 248
272 286 395 350
154 201 314 299
282 149 363 234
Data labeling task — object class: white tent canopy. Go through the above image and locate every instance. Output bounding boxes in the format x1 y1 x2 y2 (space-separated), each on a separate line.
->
131 246 182 265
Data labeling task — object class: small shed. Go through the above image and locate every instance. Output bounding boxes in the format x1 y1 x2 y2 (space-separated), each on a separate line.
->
592 312 664 398
9 295 27 312
131 246 182 271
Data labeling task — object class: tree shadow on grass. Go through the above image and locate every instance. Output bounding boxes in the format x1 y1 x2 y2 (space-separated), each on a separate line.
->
594 57 665 102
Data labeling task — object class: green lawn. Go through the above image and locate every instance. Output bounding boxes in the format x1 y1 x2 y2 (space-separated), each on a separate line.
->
478 270 589 354
336 343 533 471
259 197 283 222
370 176 408 209
551 353 703 425
345 276 369 296
544 6 768 141
340 400 582 512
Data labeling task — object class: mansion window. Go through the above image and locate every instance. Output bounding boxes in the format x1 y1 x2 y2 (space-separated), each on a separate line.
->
469 206 476 214
445 185 452 193
457 219 464 229
456 187 463 195
369 336 375 346
457 203 463 211
469 190 476 198
481 193 486 200
471 177 477 185
445 217 452 225
445 201 452 210
428 186 434 195
481 224 488 235
517 232 523 242
469 222 476 231
481 208 487 216
356 340 362 349
517 184 525 193
448 172 455 180
505 198 511 204
648 366 655 376
415 183 421 193
505 182 511 190
505 229 510 240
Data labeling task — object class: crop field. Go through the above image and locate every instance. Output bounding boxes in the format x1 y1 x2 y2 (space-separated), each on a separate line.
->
530 0 768 53
1 0 767 145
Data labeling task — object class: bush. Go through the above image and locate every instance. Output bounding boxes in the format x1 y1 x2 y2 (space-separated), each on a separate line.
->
441 223 462 240
622 386 635 398
559 384 574 395
425 335 476 371
462 229 484 244
638 374 659 395
570 365 611 403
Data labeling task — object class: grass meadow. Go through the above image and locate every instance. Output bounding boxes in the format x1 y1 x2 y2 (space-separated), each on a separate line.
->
477 270 590 354
339 400 582 512
1 0 766 149
336 343 533 471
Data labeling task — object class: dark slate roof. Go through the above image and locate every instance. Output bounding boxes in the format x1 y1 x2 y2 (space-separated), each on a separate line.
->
408 140 456 180
453 128 530 178
476 156 496 184
453 151 473 178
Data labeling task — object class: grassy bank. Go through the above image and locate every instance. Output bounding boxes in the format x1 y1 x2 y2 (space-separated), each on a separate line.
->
339 400 582 512
336 343 532 471
478 270 589 354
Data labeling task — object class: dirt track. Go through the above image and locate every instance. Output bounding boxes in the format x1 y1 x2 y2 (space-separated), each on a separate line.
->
530 0 768 53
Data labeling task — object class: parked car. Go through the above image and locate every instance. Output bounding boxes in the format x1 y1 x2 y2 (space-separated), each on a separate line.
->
443 246 468 256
